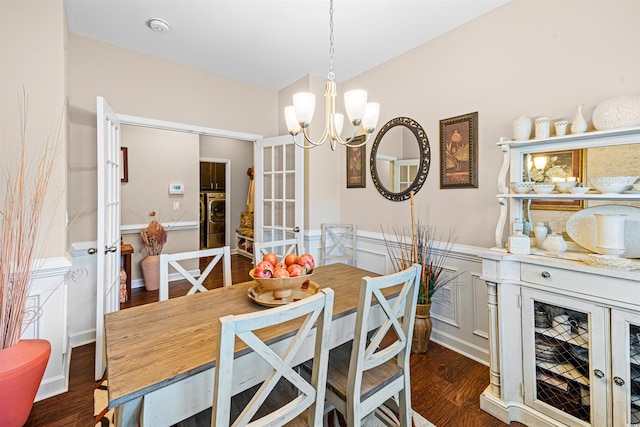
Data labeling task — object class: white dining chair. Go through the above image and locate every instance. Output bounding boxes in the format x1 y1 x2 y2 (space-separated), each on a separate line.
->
253 238 301 265
320 223 357 266
158 246 231 301
322 264 421 427
212 287 335 426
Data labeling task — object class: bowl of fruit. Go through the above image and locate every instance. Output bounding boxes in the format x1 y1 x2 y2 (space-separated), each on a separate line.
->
249 252 315 299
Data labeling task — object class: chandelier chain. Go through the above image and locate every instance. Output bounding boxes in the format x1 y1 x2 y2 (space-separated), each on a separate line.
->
328 0 335 81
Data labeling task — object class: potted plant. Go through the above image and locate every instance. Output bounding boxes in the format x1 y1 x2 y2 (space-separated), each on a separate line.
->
139 211 167 291
381 222 463 353
0 98 59 426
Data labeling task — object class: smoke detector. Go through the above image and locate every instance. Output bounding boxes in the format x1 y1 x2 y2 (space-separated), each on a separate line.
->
147 18 170 32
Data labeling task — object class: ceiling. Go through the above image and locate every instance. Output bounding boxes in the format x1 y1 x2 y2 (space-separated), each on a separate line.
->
64 0 511 91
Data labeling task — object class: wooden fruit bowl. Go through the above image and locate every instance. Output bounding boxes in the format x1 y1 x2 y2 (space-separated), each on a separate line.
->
249 269 314 299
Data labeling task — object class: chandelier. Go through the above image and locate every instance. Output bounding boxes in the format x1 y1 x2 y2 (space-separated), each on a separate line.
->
284 0 380 150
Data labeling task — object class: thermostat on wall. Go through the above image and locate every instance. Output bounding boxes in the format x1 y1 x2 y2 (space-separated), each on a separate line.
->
169 183 184 194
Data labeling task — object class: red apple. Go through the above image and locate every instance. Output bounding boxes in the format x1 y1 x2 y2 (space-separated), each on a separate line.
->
253 261 274 278
285 253 300 266
287 263 304 277
262 252 278 267
275 262 287 270
273 267 290 278
298 254 315 272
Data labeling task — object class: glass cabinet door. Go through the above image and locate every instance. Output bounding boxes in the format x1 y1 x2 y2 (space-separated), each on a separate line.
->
611 310 640 426
522 288 608 426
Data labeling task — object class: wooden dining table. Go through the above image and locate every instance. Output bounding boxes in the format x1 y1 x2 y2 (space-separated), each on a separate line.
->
105 263 392 427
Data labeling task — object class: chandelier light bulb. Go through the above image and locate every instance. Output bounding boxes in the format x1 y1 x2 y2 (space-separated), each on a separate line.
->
292 92 316 127
344 90 367 124
284 106 301 135
362 103 380 133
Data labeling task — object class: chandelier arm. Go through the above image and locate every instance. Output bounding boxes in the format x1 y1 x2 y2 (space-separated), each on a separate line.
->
300 125 329 147
344 132 371 148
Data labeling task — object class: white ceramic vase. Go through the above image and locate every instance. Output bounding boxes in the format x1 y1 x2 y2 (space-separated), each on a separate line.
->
535 117 551 139
513 116 532 141
595 213 626 256
571 105 588 134
534 222 548 249
543 233 567 254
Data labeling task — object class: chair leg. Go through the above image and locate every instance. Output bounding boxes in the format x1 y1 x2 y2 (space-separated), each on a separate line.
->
397 389 412 427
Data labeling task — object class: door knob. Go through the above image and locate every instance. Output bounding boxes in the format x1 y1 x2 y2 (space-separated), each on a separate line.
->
593 369 605 378
293 227 300 233
88 248 97 255
105 245 118 254
614 376 625 386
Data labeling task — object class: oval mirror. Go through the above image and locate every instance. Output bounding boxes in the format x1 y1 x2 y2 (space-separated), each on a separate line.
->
370 117 431 201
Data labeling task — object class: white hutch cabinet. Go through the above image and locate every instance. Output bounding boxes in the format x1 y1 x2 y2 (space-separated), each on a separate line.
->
479 126 640 426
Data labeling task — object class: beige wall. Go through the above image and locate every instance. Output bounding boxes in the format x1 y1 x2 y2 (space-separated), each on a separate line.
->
120 126 199 281
324 0 640 248
67 34 278 244
0 0 67 258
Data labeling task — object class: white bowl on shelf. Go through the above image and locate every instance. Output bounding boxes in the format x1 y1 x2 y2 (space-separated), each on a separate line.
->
588 176 639 194
510 181 535 194
555 181 578 193
568 186 591 194
533 183 555 194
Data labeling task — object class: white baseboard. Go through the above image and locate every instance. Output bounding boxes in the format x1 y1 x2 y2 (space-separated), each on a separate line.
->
69 328 96 348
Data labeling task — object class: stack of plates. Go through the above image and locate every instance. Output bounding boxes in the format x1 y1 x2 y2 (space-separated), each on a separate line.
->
535 335 567 362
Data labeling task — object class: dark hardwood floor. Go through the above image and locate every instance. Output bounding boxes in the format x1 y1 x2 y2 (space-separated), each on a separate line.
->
26 255 525 426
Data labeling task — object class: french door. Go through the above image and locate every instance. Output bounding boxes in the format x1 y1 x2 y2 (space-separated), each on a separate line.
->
254 135 304 252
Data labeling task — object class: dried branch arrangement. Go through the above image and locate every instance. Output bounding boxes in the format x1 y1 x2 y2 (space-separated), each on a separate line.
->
381 221 463 304
0 94 59 349
140 211 167 256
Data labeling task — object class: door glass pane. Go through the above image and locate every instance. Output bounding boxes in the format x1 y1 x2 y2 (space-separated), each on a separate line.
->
264 201 273 226
264 147 273 172
274 173 283 199
629 324 640 423
264 174 272 199
274 145 283 170
285 171 295 199
285 201 295 228
533 301 590 423
274 202 283 227
285 143 295 169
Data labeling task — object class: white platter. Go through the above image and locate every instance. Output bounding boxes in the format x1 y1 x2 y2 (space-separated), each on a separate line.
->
566 205 640 258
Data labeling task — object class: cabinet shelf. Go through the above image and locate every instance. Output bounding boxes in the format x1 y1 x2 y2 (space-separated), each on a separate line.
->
537 361 590 386
498 193 640 201
535 328 589 349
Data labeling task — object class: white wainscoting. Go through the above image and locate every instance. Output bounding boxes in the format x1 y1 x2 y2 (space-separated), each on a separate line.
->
306 227 491 365
21 256 72 401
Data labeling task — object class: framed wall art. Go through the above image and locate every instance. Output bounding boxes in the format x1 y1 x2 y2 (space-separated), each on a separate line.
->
528 148 586 210
440 112 478 188
346 136 366 188
121 146 129 183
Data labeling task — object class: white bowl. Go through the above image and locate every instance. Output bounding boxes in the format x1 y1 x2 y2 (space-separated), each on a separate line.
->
568 186 591 194
588 176 639 194
510 181 534 194
533 184 555 194
555 181 578 193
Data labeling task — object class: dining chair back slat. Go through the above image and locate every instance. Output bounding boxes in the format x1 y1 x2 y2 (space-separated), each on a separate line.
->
212 288 335 427
159 246 231 301
324 264 421 426
320 224 357 266
253 239 301 265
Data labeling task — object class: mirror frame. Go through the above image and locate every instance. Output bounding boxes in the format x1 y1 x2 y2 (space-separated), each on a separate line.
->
370 117 431 201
